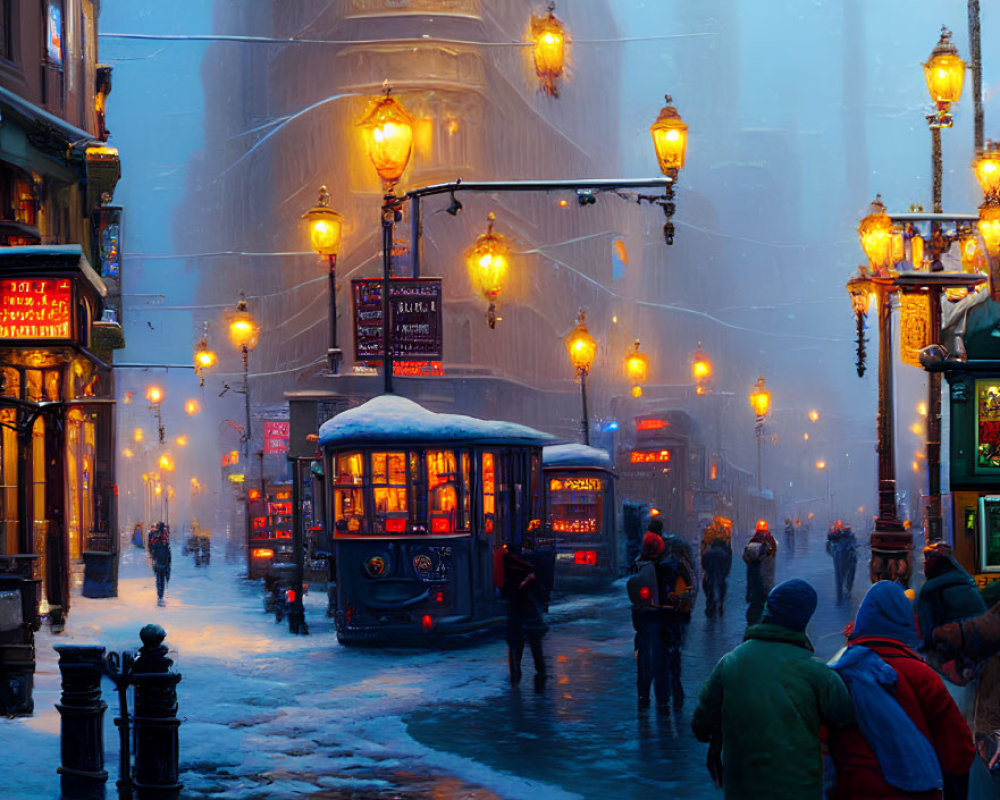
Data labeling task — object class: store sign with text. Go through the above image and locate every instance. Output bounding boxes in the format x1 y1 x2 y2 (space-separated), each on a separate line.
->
0 279 73 341
352 278 442 361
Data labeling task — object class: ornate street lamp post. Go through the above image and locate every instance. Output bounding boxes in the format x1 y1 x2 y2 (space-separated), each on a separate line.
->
359 87 414 394
650 95 689 246
748 376 771 493
227 296 259 462
530 3 566 97
303 186 344 373
566 311 597 445
146 385 165 445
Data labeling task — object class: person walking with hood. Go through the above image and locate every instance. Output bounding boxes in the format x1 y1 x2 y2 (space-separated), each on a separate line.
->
828 580 974 800
501 543 548 690
743 519 777 625
915 543 987 651
691 578 854 799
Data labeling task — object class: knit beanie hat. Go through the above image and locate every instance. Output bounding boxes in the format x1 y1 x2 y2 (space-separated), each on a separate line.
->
762 578 818 632
641 531 665 559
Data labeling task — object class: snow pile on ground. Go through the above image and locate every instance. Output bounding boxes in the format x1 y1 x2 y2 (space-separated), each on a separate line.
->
2 542 582 799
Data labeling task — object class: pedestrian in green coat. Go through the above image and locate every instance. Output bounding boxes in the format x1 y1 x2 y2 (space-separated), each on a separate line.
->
691 578 854 799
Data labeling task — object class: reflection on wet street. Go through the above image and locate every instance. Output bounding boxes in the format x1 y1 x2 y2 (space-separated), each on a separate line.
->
406 529 876 799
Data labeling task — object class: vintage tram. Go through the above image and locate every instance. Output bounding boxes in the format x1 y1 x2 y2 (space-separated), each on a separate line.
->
615 410 772 546
319 395 553 645
246 483 294 579
543 443 620 586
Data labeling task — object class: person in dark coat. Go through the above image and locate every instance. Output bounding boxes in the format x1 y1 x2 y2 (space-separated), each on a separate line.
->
149 523 172 607
692 578 854 799
631 530 693 710
826 521 858 604
828 581 975 800
701 535 732 617
743 520 777 625
502 545 547 690
915 543 987 651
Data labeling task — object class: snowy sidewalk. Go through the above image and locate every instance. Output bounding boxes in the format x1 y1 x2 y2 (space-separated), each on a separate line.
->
2 542 579 800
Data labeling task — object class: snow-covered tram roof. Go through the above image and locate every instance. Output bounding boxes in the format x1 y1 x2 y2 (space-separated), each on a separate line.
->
542 443 613 470
318 394 555 448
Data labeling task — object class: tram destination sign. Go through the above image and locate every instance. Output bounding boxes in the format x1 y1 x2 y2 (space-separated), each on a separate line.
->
352 278 442 361
0 278 73 341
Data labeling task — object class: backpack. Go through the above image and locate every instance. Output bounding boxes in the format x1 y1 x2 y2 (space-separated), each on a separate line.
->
628 561 660 607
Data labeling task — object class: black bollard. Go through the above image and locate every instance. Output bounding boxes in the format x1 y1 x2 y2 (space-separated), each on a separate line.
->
131 624 182 800
55 644 108 800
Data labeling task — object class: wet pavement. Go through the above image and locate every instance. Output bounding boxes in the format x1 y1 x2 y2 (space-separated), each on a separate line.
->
405 530 872 800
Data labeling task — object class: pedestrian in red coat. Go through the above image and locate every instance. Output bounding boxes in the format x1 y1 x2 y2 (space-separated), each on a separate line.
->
828 581 975 800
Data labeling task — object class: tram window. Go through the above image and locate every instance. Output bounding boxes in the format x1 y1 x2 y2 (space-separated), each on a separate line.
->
332 452 364 533
461 451 471 529
428 450 459 533
372 451 408 533
482 452 496 535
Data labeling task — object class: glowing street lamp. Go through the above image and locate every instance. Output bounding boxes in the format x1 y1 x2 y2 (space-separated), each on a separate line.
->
923 27 965 127
531 3 566 97
566 311 597 445
692 342 712 395
749 376 771 492
361 86 414 394
858 195 895 274
466 213 509 329
228 298 259 353
359 87 413 190
974 140 1000 201
650 95 688 177
624 340 648 398
145 385 163 405
185 399 200 416
303 185 345 373
808 409 820 423
193 338 217 387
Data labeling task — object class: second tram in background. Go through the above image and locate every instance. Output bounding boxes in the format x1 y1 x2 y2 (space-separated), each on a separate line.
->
246 483 294 579
543 443 620 587
615 410 773 545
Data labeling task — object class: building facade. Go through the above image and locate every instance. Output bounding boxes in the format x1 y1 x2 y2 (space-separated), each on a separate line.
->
0 0 122 662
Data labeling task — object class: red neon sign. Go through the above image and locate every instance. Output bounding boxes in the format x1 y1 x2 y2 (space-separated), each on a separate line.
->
251 516 267 530
0 279 72 340
630 449 672 464
636 418 669 431
574 550 598 565
268 501 292 515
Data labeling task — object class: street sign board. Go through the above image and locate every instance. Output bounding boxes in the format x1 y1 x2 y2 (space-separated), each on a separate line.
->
263 420 290 455
352 278 442 361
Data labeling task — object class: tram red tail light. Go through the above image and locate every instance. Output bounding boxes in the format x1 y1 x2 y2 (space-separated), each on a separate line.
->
434 591 445 604
285 589 296 604
385 518 407 533
252 548 274 559
639 586 651 601
574 550 598 565
421 614 433 631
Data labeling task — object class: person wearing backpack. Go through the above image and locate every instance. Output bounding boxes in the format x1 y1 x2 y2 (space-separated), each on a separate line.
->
149 522 172 607
629 530 693 710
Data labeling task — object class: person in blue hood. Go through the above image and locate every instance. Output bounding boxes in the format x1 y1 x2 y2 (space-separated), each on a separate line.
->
828 581 974 800
915 543 987 650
